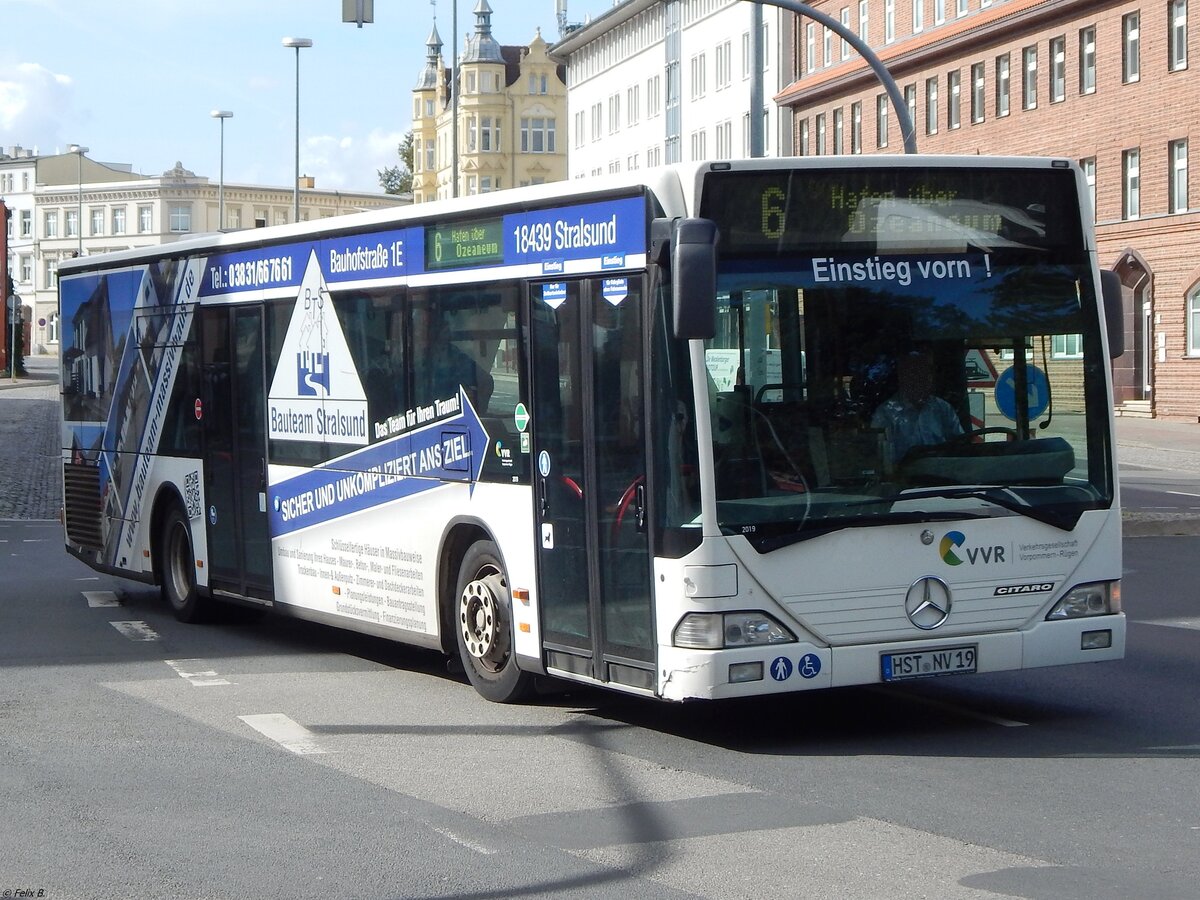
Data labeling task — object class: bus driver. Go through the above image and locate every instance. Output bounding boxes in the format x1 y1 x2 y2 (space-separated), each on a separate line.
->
871 350 962 463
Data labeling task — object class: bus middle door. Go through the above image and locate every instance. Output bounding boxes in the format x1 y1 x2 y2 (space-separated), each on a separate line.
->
529 277 655 692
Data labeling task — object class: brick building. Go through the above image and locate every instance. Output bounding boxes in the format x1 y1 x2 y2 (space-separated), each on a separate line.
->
776 0 1197 419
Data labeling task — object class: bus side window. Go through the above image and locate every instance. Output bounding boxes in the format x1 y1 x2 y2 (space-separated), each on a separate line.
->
332 288 408 430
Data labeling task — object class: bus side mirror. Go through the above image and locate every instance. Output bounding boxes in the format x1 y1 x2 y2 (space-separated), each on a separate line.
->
669 218 718 340
1099 269 1125 359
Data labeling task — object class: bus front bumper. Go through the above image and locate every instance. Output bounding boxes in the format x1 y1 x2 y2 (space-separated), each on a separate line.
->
656 613 1126 701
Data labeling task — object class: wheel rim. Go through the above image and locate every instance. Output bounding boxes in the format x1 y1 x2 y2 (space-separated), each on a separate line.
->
459 565 509 672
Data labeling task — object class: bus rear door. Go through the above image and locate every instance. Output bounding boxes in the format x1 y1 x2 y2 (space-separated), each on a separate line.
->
199 305 272 602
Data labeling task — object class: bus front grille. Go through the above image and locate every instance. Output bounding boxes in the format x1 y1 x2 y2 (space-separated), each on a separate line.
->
63 463 104 551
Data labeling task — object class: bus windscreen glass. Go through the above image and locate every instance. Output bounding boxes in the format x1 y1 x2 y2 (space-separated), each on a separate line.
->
697 166 1112 549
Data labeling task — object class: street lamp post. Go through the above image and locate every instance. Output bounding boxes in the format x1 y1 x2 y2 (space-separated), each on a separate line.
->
67 144 88 255
210 110 233 230
451 0 459 198
281 37 313 223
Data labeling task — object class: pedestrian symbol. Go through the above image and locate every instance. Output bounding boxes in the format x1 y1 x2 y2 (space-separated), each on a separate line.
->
770 656 793 681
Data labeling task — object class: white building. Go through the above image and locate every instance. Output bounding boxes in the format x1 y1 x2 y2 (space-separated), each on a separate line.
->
1 146 46 342
553 0 796 178
0 151 407 354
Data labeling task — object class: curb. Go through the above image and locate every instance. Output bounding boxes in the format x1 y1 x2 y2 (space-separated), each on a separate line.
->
1123 515 1200 537
0 378 57 392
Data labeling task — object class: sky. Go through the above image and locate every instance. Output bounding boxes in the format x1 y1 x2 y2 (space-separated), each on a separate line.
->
0 0 618 194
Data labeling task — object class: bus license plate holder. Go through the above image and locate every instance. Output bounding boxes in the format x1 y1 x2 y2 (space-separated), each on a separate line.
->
881 645 977 681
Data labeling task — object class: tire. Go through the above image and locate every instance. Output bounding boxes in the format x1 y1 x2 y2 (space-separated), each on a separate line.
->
454 540 534 703
160 506 209 623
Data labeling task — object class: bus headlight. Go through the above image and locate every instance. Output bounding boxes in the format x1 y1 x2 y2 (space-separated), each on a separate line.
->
1046 581 1119 620
673 612 796 649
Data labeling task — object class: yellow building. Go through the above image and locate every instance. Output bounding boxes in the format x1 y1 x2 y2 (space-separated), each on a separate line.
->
412 0 567 203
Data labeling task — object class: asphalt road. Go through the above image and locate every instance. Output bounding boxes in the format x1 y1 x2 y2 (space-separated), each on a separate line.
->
1 519 1198 899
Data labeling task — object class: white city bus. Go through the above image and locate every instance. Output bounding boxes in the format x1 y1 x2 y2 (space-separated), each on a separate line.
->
59 156 1125 702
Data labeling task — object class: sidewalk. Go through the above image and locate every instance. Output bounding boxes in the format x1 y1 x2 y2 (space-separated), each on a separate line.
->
1115 416 1200 474
0 354 59 399
1114 416 1200 536
0 355 61 519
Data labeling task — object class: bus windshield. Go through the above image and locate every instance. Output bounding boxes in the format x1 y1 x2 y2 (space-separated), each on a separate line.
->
698 164 1114 550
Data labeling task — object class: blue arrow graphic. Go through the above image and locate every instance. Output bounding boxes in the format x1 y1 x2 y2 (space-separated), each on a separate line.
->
268 386 490 537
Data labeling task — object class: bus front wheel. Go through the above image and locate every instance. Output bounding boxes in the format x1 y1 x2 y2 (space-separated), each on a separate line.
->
454 540 534 703
160 506 208 623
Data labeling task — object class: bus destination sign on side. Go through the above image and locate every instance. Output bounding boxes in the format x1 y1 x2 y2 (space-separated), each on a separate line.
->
425 219 505 271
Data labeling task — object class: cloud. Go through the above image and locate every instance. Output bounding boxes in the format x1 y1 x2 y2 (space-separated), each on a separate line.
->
0 61 73 150
299 127 407 194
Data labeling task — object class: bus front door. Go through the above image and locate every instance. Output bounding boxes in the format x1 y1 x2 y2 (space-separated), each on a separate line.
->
199 305 272 602
529 278 655 691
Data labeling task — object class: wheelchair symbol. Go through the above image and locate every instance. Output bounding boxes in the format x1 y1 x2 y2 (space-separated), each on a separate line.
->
798 654 821 679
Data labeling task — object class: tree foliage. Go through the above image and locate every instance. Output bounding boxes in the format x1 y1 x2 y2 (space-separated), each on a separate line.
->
378 132 415 195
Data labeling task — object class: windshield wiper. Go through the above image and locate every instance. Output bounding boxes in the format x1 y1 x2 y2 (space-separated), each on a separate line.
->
739 484 1093 553
868 485 1082 530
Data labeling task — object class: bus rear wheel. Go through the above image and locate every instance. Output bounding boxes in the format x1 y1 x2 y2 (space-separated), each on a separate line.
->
160 506 208 623
454 540 534 703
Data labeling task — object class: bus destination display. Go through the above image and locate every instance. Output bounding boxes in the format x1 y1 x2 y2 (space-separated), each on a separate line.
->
425 218 506 270
701 167 1082 255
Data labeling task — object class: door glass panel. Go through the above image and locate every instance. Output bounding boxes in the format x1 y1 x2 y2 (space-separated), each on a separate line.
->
233 307 270 585
592 280 652 659
201 307 270 593
532 283 591 645
201 309 237 580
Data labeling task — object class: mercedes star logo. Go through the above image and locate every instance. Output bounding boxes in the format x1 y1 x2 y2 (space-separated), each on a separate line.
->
905 576 952 630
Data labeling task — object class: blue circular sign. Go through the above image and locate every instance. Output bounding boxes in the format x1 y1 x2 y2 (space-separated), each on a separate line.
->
770 656 793 681
537 450 551 478
994 365 1050 421
797 653 822 679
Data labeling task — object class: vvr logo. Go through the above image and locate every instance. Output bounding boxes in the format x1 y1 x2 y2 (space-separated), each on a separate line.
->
297 350 330 397
941 530 1006 566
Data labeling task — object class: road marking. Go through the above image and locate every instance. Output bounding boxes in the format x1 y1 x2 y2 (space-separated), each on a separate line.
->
165 659 232 687
84 590 121 607
110 621 161 641
239 714 326 755
1166 490 1200 498
871 686 1029 727
428 826 497 855
1136 618 1200 631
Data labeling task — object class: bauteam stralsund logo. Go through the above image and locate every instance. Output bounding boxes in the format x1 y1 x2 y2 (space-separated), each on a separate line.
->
268 250 368 445
297 349 330 396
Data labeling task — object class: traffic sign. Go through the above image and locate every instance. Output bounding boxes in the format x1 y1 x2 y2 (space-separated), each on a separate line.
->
995 365 1050 420
964 349 998 387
